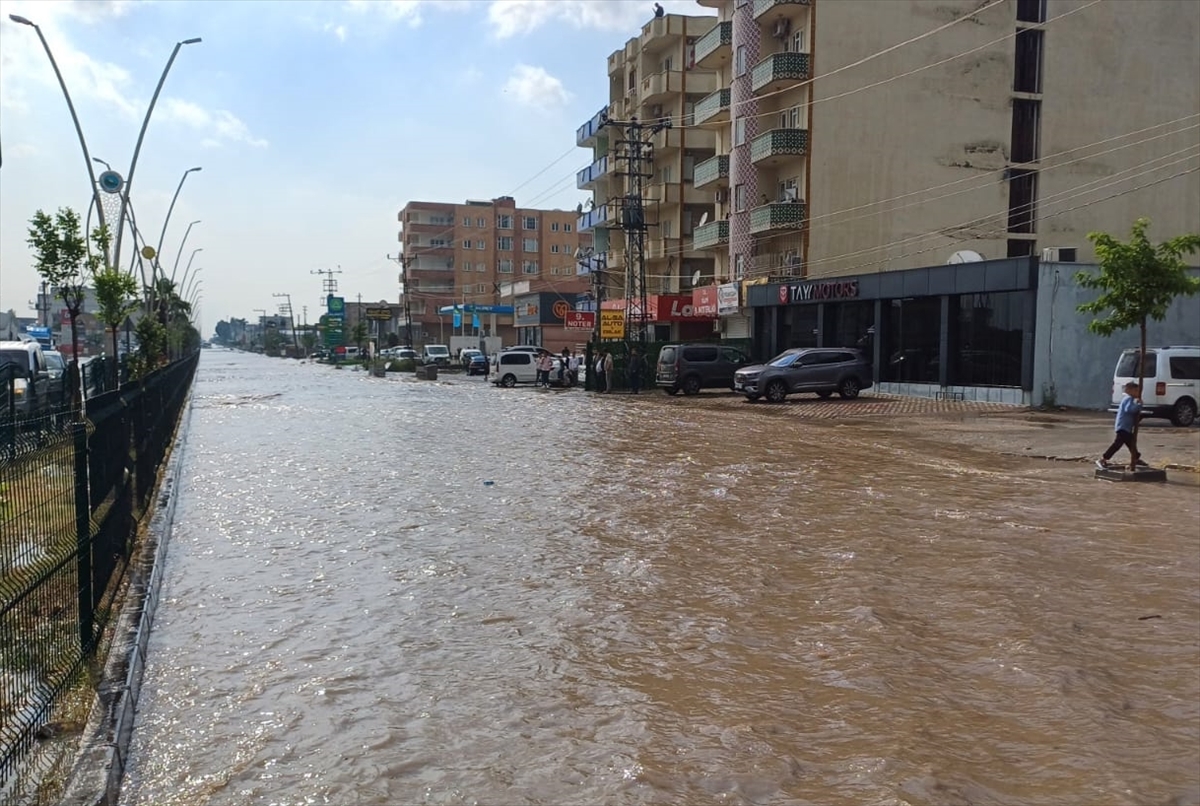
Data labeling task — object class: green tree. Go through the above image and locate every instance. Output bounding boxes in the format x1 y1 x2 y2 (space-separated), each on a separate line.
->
1077 218 1200 465
92 228 140 385
27 208 90 406
351 320 368 357
300 330 317 355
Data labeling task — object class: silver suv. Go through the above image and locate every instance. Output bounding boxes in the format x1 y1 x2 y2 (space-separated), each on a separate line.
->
0 340 52 419
734 348 873 403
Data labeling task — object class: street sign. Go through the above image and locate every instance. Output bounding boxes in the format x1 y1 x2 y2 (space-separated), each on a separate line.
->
326 295 345 315
563 311 595 330
599 310 624 340
364 307 393 320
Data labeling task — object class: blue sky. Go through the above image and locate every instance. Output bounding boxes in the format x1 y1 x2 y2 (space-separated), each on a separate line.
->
0 0 711 333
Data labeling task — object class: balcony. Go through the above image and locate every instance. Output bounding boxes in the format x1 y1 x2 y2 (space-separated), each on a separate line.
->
694 21 732 69
577 155 610 190
608 50 623 76
750 128 809 166
694 155 730 190
754 0 812 20
751 52 811 95
578 204 611 232
748 202 807 234
694 88 730 126
647 183 711 207
640 15 686 53
692 219 730 251
641 70 683 106
576 105 610 147
651 126 716 153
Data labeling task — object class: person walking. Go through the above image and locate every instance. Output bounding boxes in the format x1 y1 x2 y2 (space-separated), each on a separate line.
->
1097 381 1146 470
603 350 615 393
627 347 645 394
594 350 607 393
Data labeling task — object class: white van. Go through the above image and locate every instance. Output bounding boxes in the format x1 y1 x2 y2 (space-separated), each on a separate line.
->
1111 345 1199 426
490 350 539 387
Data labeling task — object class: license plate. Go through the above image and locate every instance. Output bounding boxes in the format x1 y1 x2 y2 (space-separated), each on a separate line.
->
734 381 744 390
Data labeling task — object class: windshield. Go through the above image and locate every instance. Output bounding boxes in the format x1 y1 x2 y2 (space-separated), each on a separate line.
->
0 349 28 370
427 346 449 356
767 351 801 368
44 353 65 370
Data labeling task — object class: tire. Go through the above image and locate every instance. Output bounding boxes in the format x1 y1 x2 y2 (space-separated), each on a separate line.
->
765 380 788 403
817 391 833 399
501 374 517 388
663 387 679 396
682 375 702 396
1171 397 1197 427
839 377 861 399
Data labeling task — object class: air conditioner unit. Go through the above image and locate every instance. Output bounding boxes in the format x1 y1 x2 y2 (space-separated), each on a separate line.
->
715 189 729 203
1041 246 1077 262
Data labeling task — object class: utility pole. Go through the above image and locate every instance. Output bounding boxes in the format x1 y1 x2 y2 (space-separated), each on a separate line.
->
272 292 299 354
310 266 343 303
387 252 413 348
603 114 668 347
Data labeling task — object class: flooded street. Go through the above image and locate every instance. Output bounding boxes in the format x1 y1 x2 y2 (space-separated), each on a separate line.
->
122 351 1200 806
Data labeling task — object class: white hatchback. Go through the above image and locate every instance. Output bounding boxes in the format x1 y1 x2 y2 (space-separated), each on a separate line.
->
1111 345 1200 427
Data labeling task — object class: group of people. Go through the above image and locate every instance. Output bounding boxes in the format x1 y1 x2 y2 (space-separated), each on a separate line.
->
535 348 584 388
528 346 650 393
590 347 647 394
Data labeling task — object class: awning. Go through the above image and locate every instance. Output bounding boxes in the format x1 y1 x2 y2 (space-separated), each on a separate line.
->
436 304 515 315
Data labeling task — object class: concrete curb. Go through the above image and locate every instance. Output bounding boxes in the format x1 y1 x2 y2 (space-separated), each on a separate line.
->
59 391 194 806
997 450 1198 473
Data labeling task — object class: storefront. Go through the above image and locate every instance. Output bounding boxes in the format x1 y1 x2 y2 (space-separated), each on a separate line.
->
600 294 717 341
513 292 591 352
745 256 1038 404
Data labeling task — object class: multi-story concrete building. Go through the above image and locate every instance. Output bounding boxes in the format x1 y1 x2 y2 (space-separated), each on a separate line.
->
397 197 591 348
576 12 728 342
578 0 1198 404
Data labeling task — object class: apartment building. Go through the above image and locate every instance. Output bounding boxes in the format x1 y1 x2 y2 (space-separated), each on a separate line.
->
397 197 591 347
584 0 1198 404
575 12 728 342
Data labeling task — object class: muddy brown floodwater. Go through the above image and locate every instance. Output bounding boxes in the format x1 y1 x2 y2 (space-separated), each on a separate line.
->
121 351 1200 806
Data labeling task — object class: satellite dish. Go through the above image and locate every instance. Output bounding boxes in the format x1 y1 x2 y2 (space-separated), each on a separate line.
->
690 269 702 287
946 250 985 264
697 211 709 228
98 170 124 194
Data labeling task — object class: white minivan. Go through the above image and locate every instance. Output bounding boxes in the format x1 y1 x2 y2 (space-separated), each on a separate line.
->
490 350 539 387
1111 345 1200 427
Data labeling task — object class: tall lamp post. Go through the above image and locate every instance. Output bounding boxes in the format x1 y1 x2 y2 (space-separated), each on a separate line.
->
155 166 202 283
182 267 203 306
176 246 203 295
8 13 108 259
169 221 201 285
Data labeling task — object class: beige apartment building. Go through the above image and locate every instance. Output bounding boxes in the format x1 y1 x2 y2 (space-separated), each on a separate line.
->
397 197 591 347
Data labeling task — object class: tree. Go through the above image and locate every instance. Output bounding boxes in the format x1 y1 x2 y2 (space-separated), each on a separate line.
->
92 226 140 386
27 208 90 408
1077 218 1200 468
351 320 368 357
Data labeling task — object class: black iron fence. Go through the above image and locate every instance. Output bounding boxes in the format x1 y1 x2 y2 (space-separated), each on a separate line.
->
0 353 197 791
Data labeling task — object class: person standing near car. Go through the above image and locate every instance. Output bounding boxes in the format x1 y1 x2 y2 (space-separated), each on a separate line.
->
627 347 645 394
594 349 607 393
567 351 581 387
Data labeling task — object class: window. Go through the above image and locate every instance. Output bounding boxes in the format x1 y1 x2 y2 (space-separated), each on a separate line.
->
476 240 485 249
551 222 560 232
523 216 537 230
662 220 673 238
477 217 485 227
734 254 744 280
1014 28 1044 93
551 244 559 253
523 260 539 274
461 262 472 272
564 223 572 232
789 29 807 54
735 45 746 76
734 184 745 212
1010 98 1041 163
1170 356 1200 379
477 283 487 294
826 301 875 349
1017 0 1047 23
498 259 513 273
497 214 513 229
659 165 674 183
734 117 746 145
500 353 530 366
498 236 513 250
949 292 1025 387
779 105 802 129
661 55 673 72
462 216 472 226
882 297 942 384
431 238 449 247
462 239 471 249
523 238 538 251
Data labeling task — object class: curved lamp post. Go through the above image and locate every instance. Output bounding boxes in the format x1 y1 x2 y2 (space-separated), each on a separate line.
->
9 13 108 259
169 221 201 284
155 166 202 282
111 36 202 272
182 267 203 305
177 247 203 291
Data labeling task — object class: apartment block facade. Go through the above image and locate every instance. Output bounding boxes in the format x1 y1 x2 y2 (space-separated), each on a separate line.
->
397 197 591 347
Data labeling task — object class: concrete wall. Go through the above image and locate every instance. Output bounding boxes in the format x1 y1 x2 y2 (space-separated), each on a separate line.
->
1032 262 1200 410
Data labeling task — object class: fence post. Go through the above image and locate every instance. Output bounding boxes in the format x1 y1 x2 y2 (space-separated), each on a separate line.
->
74 420 94 651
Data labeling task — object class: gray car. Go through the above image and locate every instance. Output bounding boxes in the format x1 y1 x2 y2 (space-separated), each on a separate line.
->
734 347 873 403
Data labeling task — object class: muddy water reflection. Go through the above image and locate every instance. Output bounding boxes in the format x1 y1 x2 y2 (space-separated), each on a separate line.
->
123 352 1200 806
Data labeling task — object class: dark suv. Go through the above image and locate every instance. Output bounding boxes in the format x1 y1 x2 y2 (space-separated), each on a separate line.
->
734 348 873 402
656 344 749 395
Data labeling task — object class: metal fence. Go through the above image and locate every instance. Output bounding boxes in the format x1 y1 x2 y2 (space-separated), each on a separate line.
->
0 353 197 792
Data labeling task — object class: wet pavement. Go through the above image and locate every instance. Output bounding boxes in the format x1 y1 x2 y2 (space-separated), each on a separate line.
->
121 351 1200 806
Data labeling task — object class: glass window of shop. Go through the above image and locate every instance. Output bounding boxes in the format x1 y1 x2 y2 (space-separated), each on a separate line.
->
949 292 1024 387
825 301 875 351
776 305 819 352
881 297 940 383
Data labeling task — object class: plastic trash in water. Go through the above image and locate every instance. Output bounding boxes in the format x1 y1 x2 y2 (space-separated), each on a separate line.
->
483 480 494 486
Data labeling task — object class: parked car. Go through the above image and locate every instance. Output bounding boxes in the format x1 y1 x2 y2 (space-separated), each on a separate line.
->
467 353 489 376
0 340 52 419
422 344 452 367
656 343 750 396
43 350 67 407
1111 345 1200 427
490 350 539 387
460 348 483 369
734 348 873 403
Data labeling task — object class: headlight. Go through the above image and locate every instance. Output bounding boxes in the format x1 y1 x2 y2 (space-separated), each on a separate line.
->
13 379 27 397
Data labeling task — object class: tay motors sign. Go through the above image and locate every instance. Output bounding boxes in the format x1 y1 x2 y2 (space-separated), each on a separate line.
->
778 280 860 304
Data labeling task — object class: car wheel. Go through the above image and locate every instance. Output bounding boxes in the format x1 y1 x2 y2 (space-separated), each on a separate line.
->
839 378 861 399
682 376 702 396
1171 397 1197 427
817 391 833 399
501 374 517 388
663 386 679 396
765 380 788 403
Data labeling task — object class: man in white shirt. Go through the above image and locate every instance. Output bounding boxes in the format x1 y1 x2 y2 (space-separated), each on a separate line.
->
567 352 581 386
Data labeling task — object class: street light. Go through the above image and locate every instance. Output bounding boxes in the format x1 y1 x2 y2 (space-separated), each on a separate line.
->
10 13 108 259
111 36 202 271
169 221 201 284
182 267 203 304
178 248 203 295
155 166 202 283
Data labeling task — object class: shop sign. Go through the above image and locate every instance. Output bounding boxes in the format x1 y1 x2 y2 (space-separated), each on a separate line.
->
551 300 571 321
654 294 717 322
691 286 719 317
563 311 595 330
717 283 740 316
599 310 624 339
364 306 393 320
778 280 860 304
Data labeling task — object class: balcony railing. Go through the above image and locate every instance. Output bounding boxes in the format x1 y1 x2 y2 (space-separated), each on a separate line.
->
754 0 812 19
694 21 732 67
694 88 731 126
751 52 811 94
576 105 610 147
576 155 610 189
693 155 730 189
692 219 730 250
748 202 807 234
577 204 610 232
750 128 809 164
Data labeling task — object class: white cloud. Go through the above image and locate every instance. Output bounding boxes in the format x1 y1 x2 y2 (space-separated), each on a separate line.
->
485 0 712 38
502 64 572 110
161 98 269 148
343 0 469 28
323 22 348 42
